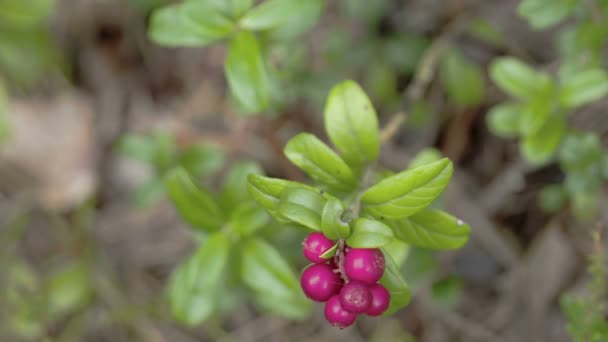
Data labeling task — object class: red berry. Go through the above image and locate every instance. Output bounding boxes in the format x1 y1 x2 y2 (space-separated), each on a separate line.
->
300 264 342 302
344 248 385 284
339 281 371 313
324 295 357 328
302 232 334 264
366 284 390 316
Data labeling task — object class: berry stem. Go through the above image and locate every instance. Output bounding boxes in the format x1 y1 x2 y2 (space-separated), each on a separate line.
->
335 239 349 284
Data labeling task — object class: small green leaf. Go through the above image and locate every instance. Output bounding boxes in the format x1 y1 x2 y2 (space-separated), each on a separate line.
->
149 2 235 47
219 161 263 212
265 0 325 41
132 178 166 208
165 167 224 231
0 0 53 28
0 83 10 143
539 184 567 212
431 276 463 310
284 133 357 191
388 208 471 249
517 0 576 29
487 103 522 138
361 159 454 219
521 116 566 165
229 202 270 237
241 238 310 319
246 174 316 221
379 249 411 315
178 144 224 177
382 239 410 267
320 243 338 259
240 0 322 32
324 80 380 168
46 263 91 318
346 218 394 248
278 187 326 231
116 134 157 164
321 198 350 239
519 96 554 137
408 148 443 169
559 68 608 108
168 233 230 326
439 50 484 107
490 57 553 100
225 31 271 114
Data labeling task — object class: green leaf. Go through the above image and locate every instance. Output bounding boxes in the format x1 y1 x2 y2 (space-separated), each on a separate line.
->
132 178 166 208
0 0 53 28
219 161 263 212
539 184 567 212
519 96 554 137
240 0 322 31
149 2 235 47
361 158 454 219
225 31 271 114
264 0 325 41
284 133 357 191
487 103 522 138
278 187 326 231
321 198 350 240
168 233 230 326
178 144 225 177
346 218 394 248
521 116 566 165
382 239 410 267
517 0 576 29
431 276 463 310
320 243 338 259
229 202 270 237
408 148 443 169
0 83 9 143
241 238 310 319
116 134 157 164
388 208 471 249
467 18 505 47
324 80 380 168
379 249 411 315
46 263 91 318
439 50 484 107
490 57 553 100
165 167 225 231
559 68 608 108
246 174 316 221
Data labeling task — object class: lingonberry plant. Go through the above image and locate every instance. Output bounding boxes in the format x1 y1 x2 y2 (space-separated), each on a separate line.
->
488 0 608 220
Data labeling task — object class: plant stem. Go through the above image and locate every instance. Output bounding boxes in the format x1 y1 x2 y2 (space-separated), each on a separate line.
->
335 239 349 284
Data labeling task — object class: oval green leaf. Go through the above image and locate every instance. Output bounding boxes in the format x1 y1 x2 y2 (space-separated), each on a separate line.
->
489 57 553 100
379 249 411 315
165 167 224 231
361 158 454 219
559 68 608 109
168 233 230 326
178 144 225 177
246 174 316 221
324 80 380 168
388 208 471 249
229 202 270 237
284 133 357 191
321 198 350 240
346 218 394 248
521 116 566 165
487 102 522 138
219 161 263 212
278 187 326 231
240 0 322 33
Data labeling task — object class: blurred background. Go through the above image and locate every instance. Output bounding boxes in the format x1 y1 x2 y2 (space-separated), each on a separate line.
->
0 0 607 341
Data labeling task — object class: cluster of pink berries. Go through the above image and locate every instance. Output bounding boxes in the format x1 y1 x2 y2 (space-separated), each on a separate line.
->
300 232 390 328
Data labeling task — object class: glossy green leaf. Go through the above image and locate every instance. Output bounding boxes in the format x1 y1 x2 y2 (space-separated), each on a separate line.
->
382 239 410 267
559 68 608 108
388 208 471 249
284 133 357 191
521 117 566 165
241 238 310 318
265 0 325 41
278 187 326 231
539 184 567 212
133 178 166 208
519 96 554 137
168 233 230 326
324 80 380 168
246 174 315 221
240 0 322 31
229 202 270 237
165 167 224 231
346 218 394 248
46 263 91 318
321 198 350 239
149 2 234 47
487 103 522 138
558 132 603 172
225 31 271 114
379 249 411 315
219 161 263 212
178 144 224 177
490 57 553 100
439 50 484 107
408 148 443 169
362 159 454 219
518 0 576 29
320 243 338 259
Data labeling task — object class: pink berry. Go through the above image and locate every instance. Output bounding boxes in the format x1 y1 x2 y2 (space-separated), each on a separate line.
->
302 232 334 264
300 264 342 302
344 248 385 284
339 281 371 313
366 284 390 316
324 295 357 328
